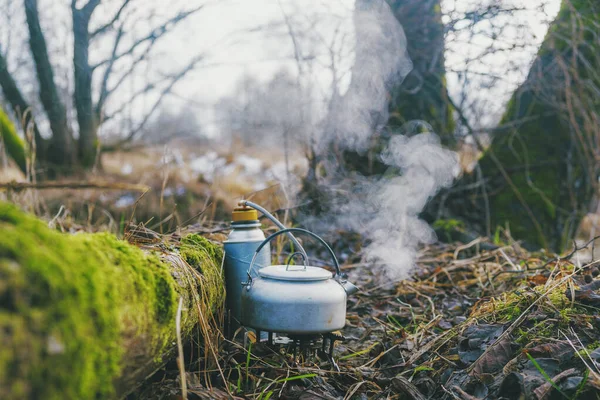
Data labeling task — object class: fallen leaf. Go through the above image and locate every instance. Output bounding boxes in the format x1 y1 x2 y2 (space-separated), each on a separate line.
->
520 358 560 398
525 341 574 363
471 337 514 374
458 324 504 365
528 274 548 286
391 376 427 400
498 372 525 400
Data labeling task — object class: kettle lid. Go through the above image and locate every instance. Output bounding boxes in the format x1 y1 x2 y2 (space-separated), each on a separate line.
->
258 265 332 281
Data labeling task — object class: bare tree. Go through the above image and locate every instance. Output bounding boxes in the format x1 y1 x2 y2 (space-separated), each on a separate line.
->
142 106 205 146
0 0 204 174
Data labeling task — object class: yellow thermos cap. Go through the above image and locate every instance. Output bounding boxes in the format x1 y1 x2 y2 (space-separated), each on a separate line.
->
232 207 258 222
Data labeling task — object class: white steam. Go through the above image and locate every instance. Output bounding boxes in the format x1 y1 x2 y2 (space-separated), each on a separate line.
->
313 0 459 278
337 131 459 279
320 0 412 151
217 0 460 278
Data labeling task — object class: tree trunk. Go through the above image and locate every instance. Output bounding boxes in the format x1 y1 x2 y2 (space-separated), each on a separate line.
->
0 51 46 160
387 0 454 143
0 202 225 399
333 0 453 179
72 5 98 168
447 0 600 251
24 0 74 169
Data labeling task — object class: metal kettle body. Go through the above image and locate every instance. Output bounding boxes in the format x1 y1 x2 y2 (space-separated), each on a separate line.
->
241 270 347 334
223 209 270 335
241 228 358 335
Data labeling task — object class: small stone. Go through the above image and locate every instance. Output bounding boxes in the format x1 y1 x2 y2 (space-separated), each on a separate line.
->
47 335 65 355
438 319 453 330
6 260 20 272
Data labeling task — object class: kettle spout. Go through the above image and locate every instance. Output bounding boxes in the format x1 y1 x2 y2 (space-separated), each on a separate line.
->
340 280 359 295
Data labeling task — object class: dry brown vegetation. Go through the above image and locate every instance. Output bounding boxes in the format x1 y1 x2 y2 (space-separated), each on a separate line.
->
0 139 305 234
122 228 600 399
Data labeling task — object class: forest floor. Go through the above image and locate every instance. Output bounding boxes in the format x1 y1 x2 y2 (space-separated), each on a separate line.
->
132 231 600 400
3 144 600 399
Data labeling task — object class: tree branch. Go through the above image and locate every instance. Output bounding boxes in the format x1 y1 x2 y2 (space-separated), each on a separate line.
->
91 5 204 70
0 50 45 151
90 0 133 38
81 0 101 16
24 0 74 164
0 179 149 192
95 24 126 119
102 55 204 150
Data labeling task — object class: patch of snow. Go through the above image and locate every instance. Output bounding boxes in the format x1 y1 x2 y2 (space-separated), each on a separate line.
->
189 151 226 182
221 163 238 177
237 155 263 175
121 163 133 175
114 194 136 208
266 161 288 182
253 181 268 191
160 148 186 166
163 185 187 197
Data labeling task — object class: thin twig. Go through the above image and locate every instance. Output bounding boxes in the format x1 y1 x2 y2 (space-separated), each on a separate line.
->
0 180 150 192
176 297 187 400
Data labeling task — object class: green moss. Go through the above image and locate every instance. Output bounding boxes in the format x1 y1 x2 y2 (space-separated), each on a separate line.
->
0 203 223 399
516 319 558 346
179 234 225 310
433 219 465 232
542 286 569 309
0 108 26 173
471 280 581 338
471 291 532 322
477 0 600 251
577 341 600 358
433 219 466 242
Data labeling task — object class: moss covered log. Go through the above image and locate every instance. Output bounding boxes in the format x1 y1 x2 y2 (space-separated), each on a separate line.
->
0 202 224 399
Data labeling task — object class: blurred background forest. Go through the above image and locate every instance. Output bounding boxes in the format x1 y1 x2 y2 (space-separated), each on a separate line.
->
0 0 597 255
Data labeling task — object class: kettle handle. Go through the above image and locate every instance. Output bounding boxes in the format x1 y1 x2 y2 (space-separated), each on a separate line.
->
247 228 342 278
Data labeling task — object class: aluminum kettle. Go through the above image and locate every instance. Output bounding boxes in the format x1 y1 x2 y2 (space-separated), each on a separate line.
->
240 228 358 334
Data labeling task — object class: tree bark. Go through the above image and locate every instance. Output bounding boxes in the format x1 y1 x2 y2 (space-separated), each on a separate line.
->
445 0 600 251
330 0 454 179
72 2 99 168
0 202 225 399
24 0 74 168
387 0 454 143
0 51 46 159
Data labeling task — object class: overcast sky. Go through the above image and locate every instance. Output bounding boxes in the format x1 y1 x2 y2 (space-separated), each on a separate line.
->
0 0 562 137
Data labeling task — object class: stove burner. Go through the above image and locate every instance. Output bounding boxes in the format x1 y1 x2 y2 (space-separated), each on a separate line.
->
254 330 345 371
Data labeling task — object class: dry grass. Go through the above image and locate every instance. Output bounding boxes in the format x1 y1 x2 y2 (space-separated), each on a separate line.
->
127 227 600 399
0 139 305 237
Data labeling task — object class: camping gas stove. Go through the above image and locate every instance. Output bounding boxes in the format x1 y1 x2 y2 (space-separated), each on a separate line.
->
254 330 346 371
238 227 358 369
